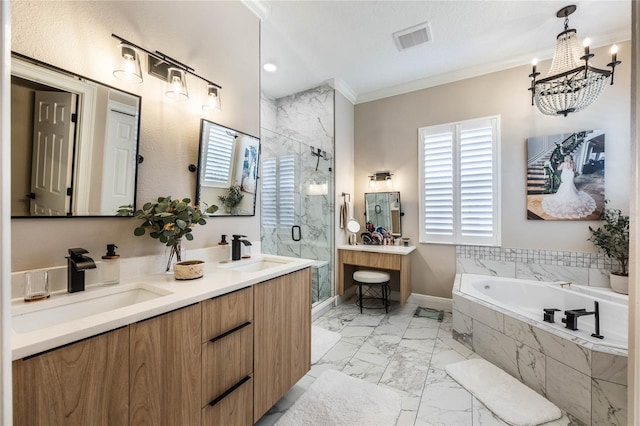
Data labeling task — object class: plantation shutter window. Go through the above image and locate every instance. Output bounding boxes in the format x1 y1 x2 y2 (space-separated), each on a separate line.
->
201 122 235 187
260 155 296 228
418 116 500 246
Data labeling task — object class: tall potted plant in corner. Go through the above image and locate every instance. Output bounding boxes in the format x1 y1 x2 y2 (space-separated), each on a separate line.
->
118 196 218 272
588 204 629 294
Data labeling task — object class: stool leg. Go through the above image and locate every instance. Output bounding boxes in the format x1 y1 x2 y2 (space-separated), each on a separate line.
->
358 283 363 314
384 283 389 313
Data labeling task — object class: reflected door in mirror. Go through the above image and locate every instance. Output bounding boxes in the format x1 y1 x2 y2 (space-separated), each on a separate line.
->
30 91 76 216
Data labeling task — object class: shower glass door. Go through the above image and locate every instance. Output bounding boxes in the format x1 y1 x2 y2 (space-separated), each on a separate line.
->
260 128 334 306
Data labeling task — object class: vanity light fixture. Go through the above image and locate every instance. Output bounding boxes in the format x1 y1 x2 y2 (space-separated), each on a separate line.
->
111 34 222 107
528 5 621 116
202 84 222 112
113 42 143 83
368 171 393 189
165 67 189 100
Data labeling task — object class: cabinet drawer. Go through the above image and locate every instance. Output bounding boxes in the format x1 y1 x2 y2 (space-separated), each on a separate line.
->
202 287 253 342
202 323 253 407
202 376 253 426
340 250 400 270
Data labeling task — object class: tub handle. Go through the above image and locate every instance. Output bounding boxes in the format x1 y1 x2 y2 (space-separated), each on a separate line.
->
543 308 561 323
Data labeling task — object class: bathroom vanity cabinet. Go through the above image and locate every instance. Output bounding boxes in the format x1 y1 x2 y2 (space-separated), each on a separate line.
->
13 327 130 426
129 303 202 425
254 268 311 422
12 267 311 426
202 287 254 425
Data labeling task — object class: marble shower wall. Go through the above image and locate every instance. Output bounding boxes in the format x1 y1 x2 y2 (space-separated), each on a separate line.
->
260 86 335 305
456 245 616 288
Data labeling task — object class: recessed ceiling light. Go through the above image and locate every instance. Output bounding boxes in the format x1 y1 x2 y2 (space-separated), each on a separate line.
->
263 63 277 72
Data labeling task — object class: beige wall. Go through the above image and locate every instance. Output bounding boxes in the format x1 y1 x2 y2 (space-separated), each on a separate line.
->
355 42 632 298
10 1 260 270
334 90 355 249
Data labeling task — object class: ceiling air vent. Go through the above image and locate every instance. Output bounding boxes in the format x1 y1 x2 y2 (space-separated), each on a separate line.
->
393 22 432 51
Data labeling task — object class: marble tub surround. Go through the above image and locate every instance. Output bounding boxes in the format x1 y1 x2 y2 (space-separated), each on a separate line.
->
10 246 311 360
452 274 627 425
456 245 619 288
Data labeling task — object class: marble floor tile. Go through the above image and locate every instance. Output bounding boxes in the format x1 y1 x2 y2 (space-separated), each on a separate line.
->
416 367 473 425
379 347 431 396
472 396 509 425
308 340 359 378
353 333 401 366
429 337 469 371
341 357 387 384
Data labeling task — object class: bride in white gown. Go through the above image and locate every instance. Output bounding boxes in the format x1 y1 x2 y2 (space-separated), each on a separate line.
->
542 155 596 219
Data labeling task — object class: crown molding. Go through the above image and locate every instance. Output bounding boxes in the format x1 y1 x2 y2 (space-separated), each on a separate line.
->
241 0 271 21
325 78 357 104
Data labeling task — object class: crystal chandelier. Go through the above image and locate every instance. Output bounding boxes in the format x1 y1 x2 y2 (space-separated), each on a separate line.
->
528 5 621 117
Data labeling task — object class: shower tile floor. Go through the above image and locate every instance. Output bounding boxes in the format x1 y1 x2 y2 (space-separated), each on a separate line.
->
255 298 578 426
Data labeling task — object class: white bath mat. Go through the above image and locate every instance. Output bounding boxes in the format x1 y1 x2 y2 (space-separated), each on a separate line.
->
311 326 341 364
446 359 562 426
275 370 401 426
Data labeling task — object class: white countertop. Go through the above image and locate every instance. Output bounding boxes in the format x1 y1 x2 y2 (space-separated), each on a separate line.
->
338 244 416 255
11 254 314 360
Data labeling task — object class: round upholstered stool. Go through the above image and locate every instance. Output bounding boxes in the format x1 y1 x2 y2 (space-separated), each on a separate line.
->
353 270 391 313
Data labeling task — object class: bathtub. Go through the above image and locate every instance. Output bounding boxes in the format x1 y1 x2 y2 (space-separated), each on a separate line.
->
452 273 628 425
459 273 628 349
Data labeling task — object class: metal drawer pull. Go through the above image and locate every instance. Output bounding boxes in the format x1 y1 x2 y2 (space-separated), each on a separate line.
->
208 376 251 407
209 321 251 343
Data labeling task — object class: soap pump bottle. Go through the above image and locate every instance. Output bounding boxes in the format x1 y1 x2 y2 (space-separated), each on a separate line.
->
101 244 120 285
218 234 230 261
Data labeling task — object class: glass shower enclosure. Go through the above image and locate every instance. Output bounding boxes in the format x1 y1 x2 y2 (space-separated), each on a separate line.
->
260 128 334 306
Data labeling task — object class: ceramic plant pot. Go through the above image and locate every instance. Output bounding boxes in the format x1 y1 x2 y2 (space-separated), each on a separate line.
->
609 273 628 295
173 260 205 280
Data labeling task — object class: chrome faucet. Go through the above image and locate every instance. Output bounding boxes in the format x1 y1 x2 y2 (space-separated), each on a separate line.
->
67 248 96 293
231 235 252 261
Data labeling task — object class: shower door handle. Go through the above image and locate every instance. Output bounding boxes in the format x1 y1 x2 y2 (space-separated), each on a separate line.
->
291 225 301 241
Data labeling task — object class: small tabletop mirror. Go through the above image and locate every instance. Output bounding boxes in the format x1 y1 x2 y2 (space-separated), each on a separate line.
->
364 192 402 236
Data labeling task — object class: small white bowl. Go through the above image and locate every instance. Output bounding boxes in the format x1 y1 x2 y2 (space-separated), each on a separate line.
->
173 260 205 280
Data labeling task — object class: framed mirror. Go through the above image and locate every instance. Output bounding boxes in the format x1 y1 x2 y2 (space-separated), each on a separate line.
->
364 192 402 236
11 53 141 217
196 119 260 216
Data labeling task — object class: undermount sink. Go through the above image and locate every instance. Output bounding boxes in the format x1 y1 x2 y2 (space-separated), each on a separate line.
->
12 283 172 334
219 257 293 273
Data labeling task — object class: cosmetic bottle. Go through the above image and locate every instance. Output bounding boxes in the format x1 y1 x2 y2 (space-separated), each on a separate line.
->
101 244 120 285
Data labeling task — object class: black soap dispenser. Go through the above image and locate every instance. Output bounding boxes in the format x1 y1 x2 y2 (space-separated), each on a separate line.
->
101 244 120 285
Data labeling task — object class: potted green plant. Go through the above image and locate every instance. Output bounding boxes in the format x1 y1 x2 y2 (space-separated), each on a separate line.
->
218 184 244 215
118 196 218 272
588 204 629 294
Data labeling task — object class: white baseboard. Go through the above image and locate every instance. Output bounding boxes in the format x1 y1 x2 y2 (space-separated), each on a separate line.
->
312 296 336 320
408 293 453 312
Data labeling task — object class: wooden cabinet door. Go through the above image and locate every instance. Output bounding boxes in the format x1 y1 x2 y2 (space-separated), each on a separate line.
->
13 327 129 426
129 303 201 426
253 268 311 422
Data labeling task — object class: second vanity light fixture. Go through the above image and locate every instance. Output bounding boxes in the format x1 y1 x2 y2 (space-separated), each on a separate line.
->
112 34 222 111
369 171 393 189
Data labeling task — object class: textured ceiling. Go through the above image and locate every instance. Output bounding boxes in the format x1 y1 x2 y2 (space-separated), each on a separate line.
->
258 0 631 103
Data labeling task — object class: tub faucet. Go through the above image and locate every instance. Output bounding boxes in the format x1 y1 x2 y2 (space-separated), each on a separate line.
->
562 301 603 339
231 235 252 261
543 308 561 323
67 248 96 293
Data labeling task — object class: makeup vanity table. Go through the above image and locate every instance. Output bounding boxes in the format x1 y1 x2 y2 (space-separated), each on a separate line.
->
337 244 416 305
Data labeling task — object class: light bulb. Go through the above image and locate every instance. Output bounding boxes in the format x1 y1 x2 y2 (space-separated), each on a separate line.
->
611 45 619 54
369 177 375 189
531 58 538 66
583 38 591 48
